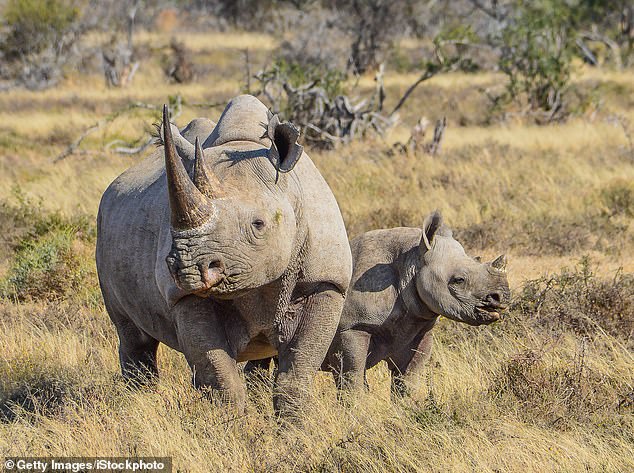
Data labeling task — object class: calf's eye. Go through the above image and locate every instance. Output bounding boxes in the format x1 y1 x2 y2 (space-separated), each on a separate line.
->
450 276 466 285
252 219 266 230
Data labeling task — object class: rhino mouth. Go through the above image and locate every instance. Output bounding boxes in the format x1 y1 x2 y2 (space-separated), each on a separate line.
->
472 303 507 324
190 269 253 300
190 264 225 296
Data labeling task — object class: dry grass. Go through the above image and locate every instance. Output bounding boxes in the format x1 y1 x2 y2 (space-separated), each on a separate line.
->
0 29 633 472
0 300 631 472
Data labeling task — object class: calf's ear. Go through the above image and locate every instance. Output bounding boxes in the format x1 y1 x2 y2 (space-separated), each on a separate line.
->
421 210 443 252
267 114 304 173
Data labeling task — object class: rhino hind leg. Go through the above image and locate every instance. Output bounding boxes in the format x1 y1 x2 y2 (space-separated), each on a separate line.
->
116 318 160 387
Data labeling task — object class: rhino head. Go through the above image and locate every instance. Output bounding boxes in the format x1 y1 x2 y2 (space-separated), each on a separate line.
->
161 104 304 299
415 211 510 325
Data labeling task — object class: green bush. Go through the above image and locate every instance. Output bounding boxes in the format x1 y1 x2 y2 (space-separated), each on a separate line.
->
1 0 80 60
497 1 576 120
0 192 95 302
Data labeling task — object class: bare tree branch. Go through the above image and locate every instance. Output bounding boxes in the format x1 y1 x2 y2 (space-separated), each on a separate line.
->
54 98 184 162
389 69 437 117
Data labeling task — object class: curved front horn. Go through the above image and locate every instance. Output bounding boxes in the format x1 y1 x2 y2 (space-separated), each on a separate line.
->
163 105 214 230
193 137 224 199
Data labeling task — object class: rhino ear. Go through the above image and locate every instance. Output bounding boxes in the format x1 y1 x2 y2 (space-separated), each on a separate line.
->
420 210 443 252
267 114 303 173
491 254 507 272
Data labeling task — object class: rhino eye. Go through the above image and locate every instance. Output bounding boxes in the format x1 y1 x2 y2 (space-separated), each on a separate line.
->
252 219 266 231
450 276 466 285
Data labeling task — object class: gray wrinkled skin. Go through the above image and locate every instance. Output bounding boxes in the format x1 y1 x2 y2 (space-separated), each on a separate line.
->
321 211 510 395
96 95 352 417
180 117 216 146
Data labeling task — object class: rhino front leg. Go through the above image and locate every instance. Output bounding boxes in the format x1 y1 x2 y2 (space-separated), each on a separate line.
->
173 298 246 412
274 284 344 419
388 322 435 397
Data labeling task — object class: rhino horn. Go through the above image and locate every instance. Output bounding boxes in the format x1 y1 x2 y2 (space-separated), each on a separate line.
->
163 105 215 230
491 254 507 272
193 137 224 199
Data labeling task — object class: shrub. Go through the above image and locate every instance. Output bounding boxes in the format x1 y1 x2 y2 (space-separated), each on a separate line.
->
489 344 614 426
2 0 80 59
275 7 350 75
163 38 195 84
0 193 95 302
510 257 634 345
497 1 577 121
325 0 414 73
600 178 634 218
0 0 82 88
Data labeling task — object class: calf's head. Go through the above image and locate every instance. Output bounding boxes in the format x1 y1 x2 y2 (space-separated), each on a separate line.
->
415 211 510 325
162 105 303 299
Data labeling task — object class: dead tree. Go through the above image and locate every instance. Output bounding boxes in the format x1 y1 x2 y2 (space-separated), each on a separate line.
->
164 39 194 83
253 64 394 148
395 116 447 156
101 0 140 88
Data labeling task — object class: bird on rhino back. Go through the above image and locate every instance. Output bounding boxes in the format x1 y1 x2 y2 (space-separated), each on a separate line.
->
96 95 352 419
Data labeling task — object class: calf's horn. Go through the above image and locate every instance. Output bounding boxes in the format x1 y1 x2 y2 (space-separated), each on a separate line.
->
491 254 507 272
163 105 214 230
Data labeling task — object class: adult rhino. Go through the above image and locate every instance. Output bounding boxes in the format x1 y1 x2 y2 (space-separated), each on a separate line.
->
96 95 352 417
247 211 510 395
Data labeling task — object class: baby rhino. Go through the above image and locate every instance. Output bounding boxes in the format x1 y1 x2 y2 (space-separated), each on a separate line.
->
324 210 510 395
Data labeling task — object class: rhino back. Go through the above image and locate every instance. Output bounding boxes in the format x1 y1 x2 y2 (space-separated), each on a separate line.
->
180 118 216 145
340 227 422 330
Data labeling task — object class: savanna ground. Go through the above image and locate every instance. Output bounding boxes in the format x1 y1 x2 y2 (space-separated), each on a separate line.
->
0 30 633 472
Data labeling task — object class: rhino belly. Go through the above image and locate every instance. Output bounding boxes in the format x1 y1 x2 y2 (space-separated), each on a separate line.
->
236 333 278 362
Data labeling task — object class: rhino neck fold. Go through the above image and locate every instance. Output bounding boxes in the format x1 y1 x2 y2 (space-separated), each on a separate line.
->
399 247 436 320
273 221 309 345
